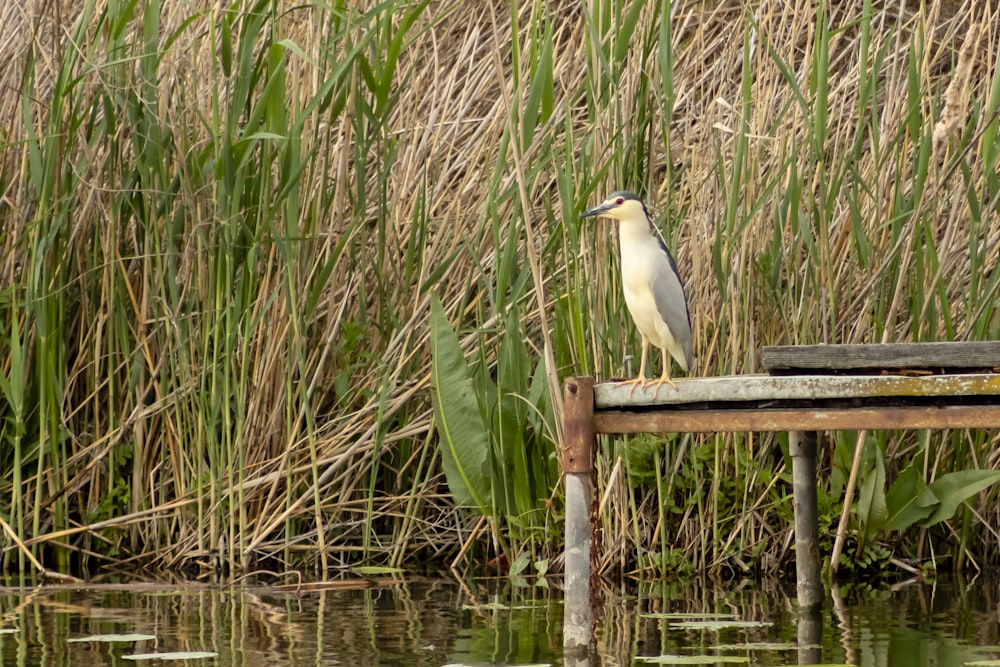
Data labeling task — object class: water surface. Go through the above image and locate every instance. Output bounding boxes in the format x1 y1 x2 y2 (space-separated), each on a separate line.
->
1 575 998 665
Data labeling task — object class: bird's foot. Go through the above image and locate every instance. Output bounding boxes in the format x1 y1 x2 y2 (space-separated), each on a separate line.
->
616 377 647 399
649 375 678 399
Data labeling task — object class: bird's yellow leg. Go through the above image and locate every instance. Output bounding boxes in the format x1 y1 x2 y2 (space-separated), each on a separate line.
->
638 336 650 381
622 336 651 399
650 352 678 398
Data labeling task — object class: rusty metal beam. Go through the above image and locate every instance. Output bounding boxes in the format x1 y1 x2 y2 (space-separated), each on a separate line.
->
562 377 595 473
592 405 1000 434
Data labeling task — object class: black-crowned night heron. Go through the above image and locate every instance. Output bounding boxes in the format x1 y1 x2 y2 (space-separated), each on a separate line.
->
583 191 694 394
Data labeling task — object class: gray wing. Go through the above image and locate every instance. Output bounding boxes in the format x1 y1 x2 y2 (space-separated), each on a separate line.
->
651 237 695 372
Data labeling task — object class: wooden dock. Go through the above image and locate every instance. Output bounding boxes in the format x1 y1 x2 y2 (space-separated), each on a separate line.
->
561 342 1000 652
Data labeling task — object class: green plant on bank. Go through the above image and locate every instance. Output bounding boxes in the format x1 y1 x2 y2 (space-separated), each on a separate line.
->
825 432 1000 574
1 0 999 581
429 295 558 567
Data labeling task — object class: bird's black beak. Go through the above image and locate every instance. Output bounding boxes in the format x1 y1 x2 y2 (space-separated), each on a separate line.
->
581 202 612 218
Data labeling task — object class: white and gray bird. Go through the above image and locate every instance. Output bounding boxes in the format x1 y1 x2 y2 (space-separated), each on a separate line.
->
583 191 694 394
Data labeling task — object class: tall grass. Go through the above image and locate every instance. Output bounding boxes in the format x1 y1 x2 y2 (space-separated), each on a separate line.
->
1 0 998 579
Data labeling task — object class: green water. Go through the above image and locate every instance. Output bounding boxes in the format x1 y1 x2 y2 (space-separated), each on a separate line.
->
0 576 997 665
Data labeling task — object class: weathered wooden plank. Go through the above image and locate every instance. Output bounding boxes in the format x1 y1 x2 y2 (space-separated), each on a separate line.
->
592 405 1000 433
762 342 1000 372
594 373 1000 408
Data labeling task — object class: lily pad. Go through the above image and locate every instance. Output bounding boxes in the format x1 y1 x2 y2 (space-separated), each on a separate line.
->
643 613 739 620
124 651 217 660
463 602 508 610
349 565 404 575
636 656 750 664
68 634 156 643
714 642 812 650
670 620 773 630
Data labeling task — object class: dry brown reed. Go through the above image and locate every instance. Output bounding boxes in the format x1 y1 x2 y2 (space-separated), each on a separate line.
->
2 0 999 579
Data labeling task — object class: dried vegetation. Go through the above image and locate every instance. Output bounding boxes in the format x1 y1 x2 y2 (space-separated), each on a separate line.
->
1 0 999 580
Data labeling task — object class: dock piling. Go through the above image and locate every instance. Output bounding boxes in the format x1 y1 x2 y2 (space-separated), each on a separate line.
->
562 377 595 653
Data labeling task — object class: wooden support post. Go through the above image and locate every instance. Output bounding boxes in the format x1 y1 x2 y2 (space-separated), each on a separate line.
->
562 377 595 653
789 430 823 610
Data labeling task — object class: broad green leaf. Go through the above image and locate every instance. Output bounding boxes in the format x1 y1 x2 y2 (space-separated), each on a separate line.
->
508 550 531 577
0 314 25 425
521 19 553 148
527 357 554 440
884 460 938 532
276 38 314 66
856 442 887 544
829 432 855 502
921 470 1000 528
612 0 646 66
496 306 532 514
429 295 491 511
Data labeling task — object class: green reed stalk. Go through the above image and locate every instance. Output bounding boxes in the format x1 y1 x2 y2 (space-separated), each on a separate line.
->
3 0 999 580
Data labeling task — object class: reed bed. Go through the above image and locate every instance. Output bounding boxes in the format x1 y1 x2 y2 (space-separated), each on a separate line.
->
1 0 998 580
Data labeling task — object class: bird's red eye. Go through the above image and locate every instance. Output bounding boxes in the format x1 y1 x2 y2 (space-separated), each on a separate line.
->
615 197 624 205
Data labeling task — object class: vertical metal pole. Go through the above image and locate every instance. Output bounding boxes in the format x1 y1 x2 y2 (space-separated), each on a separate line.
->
796 607 823 664
789 430 823 610
562 377 595 653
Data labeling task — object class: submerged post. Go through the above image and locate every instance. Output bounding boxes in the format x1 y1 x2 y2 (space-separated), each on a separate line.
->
562 377 595 652
789 430 822 610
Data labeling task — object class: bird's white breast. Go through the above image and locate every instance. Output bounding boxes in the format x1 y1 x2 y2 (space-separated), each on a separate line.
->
617 219 676 348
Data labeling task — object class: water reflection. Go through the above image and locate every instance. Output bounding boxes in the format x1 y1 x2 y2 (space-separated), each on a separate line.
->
0 575 997 666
